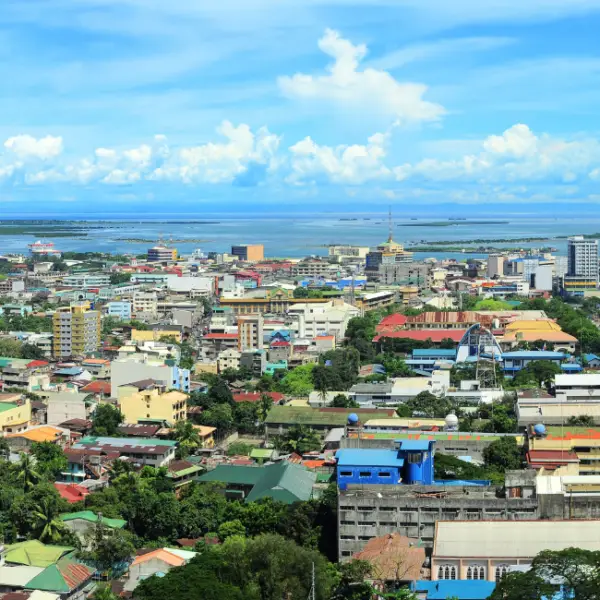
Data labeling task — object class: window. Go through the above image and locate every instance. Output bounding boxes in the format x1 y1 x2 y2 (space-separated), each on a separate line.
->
340 471 352 477
468 566 486 580
359 471 371 478
438 566 457 580
379 471 391 477
407 453 422 464
495 565 509 582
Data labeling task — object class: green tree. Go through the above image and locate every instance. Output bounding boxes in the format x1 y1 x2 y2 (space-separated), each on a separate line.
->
567 415 596 426
332 560 373 600
331 394 359 408
80 521 135 575
20 343 46 360
201 403 234 432
92 584 120 600
91 404 123 436
14 453 40 491
513 360 561 390
34 497 68 543
293 287 309 298
218 519 246 541
227 441 253 456
0 338 23 358
277 364 316 396
489 571 553 600
274 425 321 454
483 437 522 472
172 420 202 458
31 442 68 479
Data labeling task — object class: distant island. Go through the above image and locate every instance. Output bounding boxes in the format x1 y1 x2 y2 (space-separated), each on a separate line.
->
401 220 510 227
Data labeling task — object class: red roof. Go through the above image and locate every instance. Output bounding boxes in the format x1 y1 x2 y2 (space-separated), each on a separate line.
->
26 360 49 368
54 483 90 503
81 380 111 395
373 329 466 343
270 340 290 347
376 313 407 330
233 392 285 403
204 333 239 340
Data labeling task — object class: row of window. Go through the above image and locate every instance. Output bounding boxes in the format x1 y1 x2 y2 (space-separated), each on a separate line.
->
339 471 393 478
437 565 510 582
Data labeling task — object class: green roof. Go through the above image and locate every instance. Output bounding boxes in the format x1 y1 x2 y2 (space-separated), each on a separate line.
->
250 449 275 459
0 402 19 413
5 540 73 567
545 425 600 437
353 431 525 444
0 357 31 368
60 510 126 529
265 406 388 427
168 465 202 478
199 462 316 504
25 557 94 593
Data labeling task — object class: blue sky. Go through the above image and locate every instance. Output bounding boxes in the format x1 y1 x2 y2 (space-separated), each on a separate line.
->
3 0 600 214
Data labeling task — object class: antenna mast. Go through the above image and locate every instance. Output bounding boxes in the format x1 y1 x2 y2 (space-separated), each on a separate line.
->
388 205 393 242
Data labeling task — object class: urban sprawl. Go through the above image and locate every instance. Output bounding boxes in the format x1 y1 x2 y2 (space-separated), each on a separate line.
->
2 228 600 600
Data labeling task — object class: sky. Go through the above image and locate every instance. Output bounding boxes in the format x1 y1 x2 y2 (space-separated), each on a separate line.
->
3 0 600 215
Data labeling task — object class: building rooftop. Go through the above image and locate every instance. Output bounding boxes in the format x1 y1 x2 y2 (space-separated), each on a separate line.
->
434 520 600 559
265 406 397 426
502 350 566 360
373 330 466 343
60 511 126 529
336 449 405 468
4 541 73 568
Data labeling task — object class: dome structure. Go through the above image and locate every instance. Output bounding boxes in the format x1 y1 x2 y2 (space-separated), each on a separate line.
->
533 423 547 436
445 413 459 431
347 413 359 425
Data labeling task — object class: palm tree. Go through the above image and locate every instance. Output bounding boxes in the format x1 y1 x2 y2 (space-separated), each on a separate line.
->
35 498 67 543
173 420 201 458
92 584 119 600
15 453 40 491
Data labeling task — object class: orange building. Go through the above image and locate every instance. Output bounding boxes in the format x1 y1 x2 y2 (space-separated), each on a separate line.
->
231 244 264 262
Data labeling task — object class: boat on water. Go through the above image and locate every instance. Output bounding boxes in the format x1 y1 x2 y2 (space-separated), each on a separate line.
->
28 240 62 257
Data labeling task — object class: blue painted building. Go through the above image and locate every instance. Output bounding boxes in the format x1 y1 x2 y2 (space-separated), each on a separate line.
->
411 580 496 600
502 350 566 375
412 349 457 360
336 440 435 489
105 301 132 320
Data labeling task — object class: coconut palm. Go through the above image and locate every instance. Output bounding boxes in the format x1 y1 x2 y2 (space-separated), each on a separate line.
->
35 498 67 543
92 584 119 600
172 420 201 458
15 453 40 491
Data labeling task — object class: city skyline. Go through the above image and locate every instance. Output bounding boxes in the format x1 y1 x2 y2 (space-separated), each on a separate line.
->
3 0 600 213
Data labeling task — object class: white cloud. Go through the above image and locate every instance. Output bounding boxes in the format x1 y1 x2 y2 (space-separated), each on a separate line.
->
288 131 391 185
278 29 445 125
3 134 63 159
95 147 117 160
102 169 141 185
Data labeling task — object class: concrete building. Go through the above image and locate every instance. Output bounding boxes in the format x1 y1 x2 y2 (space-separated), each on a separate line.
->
62 274 111 288
431 520 600 582
231 244 264 262
124 548 197 593
105 301 132 320
328 245 370 262
110 356 191 396
486 254 504 278
45 391 87 426
238 313 264 351
52 303 101 359
132 291 158 317
119 381 187 425
568 235 599 282
0 398 31 434
73 436 177 467
147 244 177 262
554 373 600 402
217 348 241 372
378 263 431 287
240 349 266 376
288 299 360 343
0 358 50 393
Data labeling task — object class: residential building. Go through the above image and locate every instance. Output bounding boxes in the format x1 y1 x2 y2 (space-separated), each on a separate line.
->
0 357 50 392
238 313 264 351
131 326 183 343
431 520 600 582
60 447 118 484
81 358 110 378
204 333 239 355
288 299 360 343
502 351 566 377
486 254 504 278
0 397 31 434
239 349 266 376
563 275 598 296
167 459 203 489
355 291 397 312
62 273 111 288
119 380 187 425
378 263 430 286
6 425 69 451
60 511 126 540
73 436 177 467
104 301 132 320
568 235 599 282
132 291 158 317
45 391 88 426
231 244 264 262
147 244 177 262
217 348 241 372
198 462 316 503
111 357 190 396
124 548 197 593
0 304 33 316
52 303 101 359
328 245 370 262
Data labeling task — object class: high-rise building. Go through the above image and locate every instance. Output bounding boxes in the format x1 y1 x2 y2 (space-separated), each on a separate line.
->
486 254 504 278
147 244 177 262
238 314 264 351
52 302 101 359
231 244 264 262
568 236 599 281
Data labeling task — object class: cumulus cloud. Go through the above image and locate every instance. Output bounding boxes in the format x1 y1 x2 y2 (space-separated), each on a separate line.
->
278 29 445 125
4 134 63 160
288 131 391 185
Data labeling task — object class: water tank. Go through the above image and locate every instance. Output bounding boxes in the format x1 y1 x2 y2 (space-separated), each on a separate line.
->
533 423 546 436
347 413 359 425
445 413 459 431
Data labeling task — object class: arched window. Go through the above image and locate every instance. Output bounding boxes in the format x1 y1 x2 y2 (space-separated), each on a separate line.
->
438 565 457 580
478 566 486 580
449 566 457 580
466 566 473 580
438 566 445 580
495 565 509 582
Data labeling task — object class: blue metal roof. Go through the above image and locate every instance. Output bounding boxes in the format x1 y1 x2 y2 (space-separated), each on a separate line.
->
335 449 405 467
405 359 438 365
412 349 457 357
502 351 565 360
54 367 84 376
412 580 496 600
395 440 433 452
585 353 600 361
561 364 583 372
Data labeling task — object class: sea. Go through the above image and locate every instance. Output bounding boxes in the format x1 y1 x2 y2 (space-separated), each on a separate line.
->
2 212 600 261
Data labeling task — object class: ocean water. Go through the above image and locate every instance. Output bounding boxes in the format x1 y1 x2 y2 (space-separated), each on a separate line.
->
1 213 599 260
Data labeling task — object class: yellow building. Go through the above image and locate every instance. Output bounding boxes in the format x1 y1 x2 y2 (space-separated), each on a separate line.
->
52 302 101 359
0 398 31 434
219 290 329 315
119 385 188 425
500 320 578 352
131 329 183 343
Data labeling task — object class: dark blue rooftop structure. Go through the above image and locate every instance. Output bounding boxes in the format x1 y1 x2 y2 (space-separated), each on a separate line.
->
335 440 491 490
335 440 435 489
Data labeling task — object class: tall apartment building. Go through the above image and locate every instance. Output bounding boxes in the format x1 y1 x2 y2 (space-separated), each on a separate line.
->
147 244 177 262
238 314 264 351
568 236 599 281
231 244 264 262
52 303 101 359
132 291 158 317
